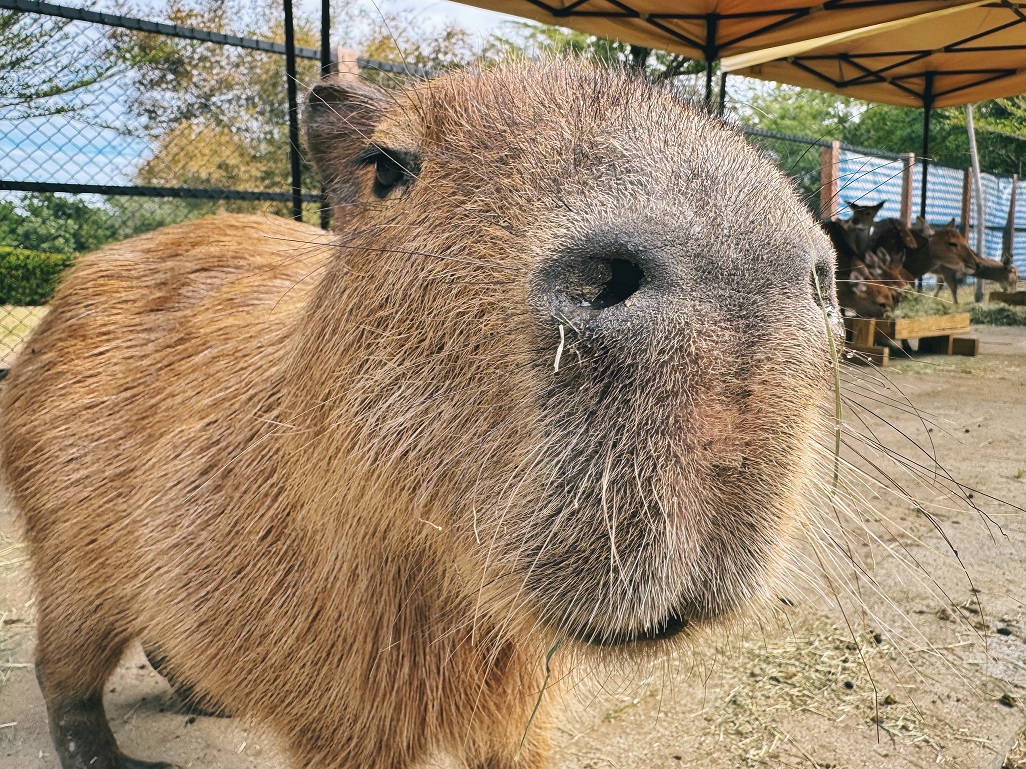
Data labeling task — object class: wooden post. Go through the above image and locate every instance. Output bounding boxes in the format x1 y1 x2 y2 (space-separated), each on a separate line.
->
900 152 914 228
335 46 360 82
1003 174 1018 262
960 169 972 235
820 140 840 221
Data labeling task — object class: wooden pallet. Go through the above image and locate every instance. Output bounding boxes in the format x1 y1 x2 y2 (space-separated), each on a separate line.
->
844 313 978 366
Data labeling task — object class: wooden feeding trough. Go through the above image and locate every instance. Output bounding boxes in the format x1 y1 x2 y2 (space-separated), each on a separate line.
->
989 290 1026 306
844 313 978 366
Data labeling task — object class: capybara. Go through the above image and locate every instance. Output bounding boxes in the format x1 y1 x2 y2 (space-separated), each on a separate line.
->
1 62 841 769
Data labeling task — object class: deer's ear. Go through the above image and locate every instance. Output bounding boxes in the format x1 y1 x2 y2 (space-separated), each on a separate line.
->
871 201 886 215
306 78 390 206
851 271 868 294
946 218 957 229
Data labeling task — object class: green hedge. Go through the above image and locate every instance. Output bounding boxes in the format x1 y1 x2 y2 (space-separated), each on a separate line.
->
0 247 76 305
892 292 1026 326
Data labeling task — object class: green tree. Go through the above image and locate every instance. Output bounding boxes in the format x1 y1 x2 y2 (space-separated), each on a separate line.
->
0 201 21 247
734 81 1026 178
5 194 116 255
1 9 117 118
111 0 322 217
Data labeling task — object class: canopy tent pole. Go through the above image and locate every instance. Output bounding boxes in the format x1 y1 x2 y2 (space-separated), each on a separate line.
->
919 72 934 220
718 71 728 116
1002 174 1018 262
916 72 934 292
704 15 718 109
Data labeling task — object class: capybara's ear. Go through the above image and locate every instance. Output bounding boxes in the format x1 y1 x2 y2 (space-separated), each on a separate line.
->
306 77 389 205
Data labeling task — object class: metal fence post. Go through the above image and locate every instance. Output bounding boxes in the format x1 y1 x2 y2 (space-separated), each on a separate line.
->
318 0 332 230
283 0 303 222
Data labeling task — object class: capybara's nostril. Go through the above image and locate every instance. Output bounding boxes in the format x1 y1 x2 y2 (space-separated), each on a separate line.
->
542 239 647 320
588 257 644 310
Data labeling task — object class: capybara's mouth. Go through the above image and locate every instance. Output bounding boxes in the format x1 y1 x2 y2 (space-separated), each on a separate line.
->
570 610 689 648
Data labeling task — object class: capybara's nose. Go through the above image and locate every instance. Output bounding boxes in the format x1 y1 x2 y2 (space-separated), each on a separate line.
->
538 231 648 322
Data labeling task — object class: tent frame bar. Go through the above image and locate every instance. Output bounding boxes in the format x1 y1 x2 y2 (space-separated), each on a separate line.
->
919 71 934 221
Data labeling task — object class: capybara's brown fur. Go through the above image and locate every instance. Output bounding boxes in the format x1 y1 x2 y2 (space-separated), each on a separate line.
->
1 62 840 769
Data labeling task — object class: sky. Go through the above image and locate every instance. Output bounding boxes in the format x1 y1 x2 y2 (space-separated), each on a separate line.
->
1 0 522 191
337 0 516 36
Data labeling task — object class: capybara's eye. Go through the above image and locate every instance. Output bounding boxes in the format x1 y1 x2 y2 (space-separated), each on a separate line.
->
809 260 833 306
374 156 405 196
357 148 419 199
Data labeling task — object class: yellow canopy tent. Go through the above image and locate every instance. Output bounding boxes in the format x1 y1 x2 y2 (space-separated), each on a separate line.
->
450 0 981 98
450 0 1024 218
721 1 1023 108
721 0 1026 216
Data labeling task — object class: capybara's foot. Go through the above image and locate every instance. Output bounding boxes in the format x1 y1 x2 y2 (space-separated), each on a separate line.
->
38 659 180 769
44 693 118 769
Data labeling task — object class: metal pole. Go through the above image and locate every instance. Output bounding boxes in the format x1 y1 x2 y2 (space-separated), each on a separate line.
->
704 15 717 110
1003 174 1018 262
718 71 727 117
319 0 332 229
320 0 331 78
919 73 934 220
283 0 303 222
916 73 934 293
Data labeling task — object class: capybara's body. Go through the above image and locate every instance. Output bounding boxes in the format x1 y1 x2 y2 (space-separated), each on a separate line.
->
2 62 840 769
4 215 541 768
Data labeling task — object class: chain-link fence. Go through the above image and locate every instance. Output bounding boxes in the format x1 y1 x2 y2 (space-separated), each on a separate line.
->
0 0 432 369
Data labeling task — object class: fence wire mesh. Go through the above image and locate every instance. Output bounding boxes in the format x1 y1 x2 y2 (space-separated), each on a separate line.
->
0 2 340 366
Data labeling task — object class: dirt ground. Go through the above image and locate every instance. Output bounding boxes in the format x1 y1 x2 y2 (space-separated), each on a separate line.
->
1 326 1025 769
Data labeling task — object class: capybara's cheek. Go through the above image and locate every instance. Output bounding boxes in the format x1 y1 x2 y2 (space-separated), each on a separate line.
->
457 327 831 649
